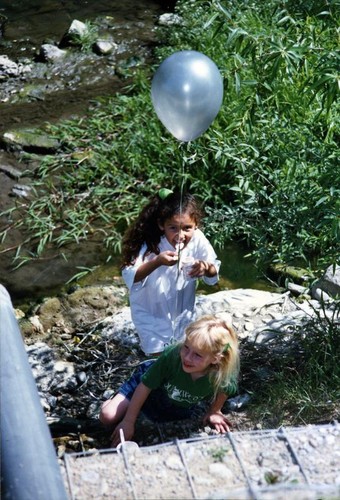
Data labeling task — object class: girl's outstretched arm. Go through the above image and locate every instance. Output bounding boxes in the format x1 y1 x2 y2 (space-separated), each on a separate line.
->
110 382 151 447
134 251 178 282
203 392 232 433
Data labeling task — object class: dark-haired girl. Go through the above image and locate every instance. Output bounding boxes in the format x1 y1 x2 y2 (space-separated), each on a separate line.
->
121 190 220 356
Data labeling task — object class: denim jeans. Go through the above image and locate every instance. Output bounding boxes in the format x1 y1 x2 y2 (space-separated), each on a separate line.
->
118 360 196 422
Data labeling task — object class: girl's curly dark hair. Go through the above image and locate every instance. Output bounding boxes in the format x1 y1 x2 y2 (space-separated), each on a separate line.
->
121 191 202 267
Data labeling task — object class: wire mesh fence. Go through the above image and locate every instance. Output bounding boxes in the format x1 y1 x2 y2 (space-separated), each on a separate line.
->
64 422 339 499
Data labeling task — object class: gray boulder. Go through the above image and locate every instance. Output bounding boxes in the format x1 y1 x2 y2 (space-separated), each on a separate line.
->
40 44 67 62
0 55 19 79
311 264 340 301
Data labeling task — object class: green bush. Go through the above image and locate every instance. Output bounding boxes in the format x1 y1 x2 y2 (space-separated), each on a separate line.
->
156 0 339 269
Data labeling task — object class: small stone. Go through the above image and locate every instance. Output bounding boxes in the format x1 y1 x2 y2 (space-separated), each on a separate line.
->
76 371 87 384
93 40 118 55
158 13 183 26
208 463 233 480
312 287 331 303
165 454 183 470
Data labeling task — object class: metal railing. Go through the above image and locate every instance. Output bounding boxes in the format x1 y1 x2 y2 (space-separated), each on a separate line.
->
0 285 68 500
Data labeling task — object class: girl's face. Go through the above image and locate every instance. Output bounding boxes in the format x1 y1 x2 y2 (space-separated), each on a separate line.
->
180 338 217 379
158 212 197 249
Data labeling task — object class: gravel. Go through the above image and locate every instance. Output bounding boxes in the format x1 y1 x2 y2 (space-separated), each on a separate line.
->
62 422 340 499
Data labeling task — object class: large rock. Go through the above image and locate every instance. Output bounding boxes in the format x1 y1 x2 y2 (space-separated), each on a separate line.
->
33 285 128 336
311 264 340 301
60 20 89 48
1 129 61 153
0 55 19 78
100 288 329 349
39 44 67 62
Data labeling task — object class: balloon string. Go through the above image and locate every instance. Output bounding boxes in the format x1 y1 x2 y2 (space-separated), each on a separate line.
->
176 141 189 276
173 141 190 339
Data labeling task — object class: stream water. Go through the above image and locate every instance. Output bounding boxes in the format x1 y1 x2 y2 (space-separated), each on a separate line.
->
0 0 272 305
0 0 172 133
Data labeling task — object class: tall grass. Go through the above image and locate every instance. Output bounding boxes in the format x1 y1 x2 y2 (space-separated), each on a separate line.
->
241 299 340 426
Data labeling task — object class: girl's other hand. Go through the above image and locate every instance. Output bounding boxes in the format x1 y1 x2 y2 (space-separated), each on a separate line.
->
110 419 135 448
203 411 232 433
189 260 208 278
189 260 216 278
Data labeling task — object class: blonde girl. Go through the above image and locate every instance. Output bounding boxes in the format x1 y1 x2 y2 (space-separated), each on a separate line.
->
100 315 239 447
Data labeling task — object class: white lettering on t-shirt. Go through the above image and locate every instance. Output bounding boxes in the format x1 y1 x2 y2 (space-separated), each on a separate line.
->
164 382 201 404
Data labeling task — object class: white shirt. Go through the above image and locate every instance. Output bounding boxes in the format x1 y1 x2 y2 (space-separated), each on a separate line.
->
122 228 221 354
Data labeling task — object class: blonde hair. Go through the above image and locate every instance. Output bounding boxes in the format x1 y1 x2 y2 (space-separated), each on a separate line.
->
184 315 240 397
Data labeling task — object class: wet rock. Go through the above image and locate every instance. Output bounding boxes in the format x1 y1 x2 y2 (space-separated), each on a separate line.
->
40 44 67 62
311 264 340 300
17 60 33 76
0 54 19 78
93 39 118 55
60 20 89 48
1 129 61 153
0 55 32 81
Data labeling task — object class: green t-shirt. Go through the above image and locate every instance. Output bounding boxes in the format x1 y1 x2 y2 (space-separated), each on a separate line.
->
141 345 237 408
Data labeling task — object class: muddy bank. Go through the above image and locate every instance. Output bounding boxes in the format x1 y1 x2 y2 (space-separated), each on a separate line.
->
0 76 132 135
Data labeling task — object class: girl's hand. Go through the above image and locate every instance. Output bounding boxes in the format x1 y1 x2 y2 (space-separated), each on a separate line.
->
134 253 178 281
190 260 214 278
157 251 179 267
110 419 135 448
203 411 233 433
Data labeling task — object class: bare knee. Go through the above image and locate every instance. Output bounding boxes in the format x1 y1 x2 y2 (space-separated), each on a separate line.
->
99 394 129 427
99 400 114 426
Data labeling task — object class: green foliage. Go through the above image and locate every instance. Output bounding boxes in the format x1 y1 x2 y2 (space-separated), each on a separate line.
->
68 21 99 52
161 0 339 269
0 0 339 273
209 446 230 462
243 299 340 427
66 266 98 284
296 299 340 383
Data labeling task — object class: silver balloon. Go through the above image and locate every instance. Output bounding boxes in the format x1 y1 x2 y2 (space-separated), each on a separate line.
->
151 50 223 142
